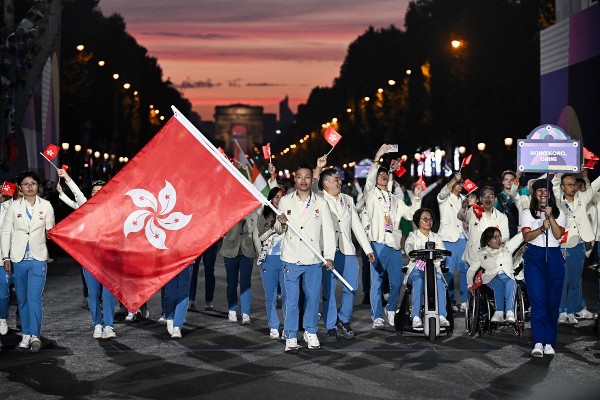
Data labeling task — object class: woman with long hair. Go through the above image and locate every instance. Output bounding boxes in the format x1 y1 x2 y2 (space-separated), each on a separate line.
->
257 186 285 340
520 180 566 357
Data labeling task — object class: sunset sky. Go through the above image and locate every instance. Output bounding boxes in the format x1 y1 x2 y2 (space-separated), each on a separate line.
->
99 0 411 120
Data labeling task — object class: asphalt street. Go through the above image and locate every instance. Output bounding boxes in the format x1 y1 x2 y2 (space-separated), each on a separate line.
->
0 254 599 400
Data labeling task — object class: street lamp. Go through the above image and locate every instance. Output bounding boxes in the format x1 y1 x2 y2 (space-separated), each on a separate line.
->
477 142 486 152
94 151 100 158
74 144 81 152
451 40 462 49
61 143 70 151
504 137 513 147
458 146 466 154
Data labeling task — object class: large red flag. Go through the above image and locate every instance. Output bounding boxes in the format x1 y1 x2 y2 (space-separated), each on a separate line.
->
48 115 262 311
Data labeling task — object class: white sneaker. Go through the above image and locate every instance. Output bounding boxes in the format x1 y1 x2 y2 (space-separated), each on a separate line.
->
491 311 504 323
171 327 182 339
102 326 116 339
558 312 567 324
460 302 467 312
228 310 237 322
125 312 136 322
566 314 578 324
0 319 8 335
167 319 174 335
204 302 214 310
93 324 103 339
386 310 395 327
544 344 555 355
505 311 516 323
18 334 32 349
452 305 459 312
412 316 423 328
531 343 544 357
158 314 167 325
285 338 299 352
372 318 385 329
303 331 320 350
241 314 251 325
30 336 41 352
439 315 450 327
269 328 280 340
575 307 594 319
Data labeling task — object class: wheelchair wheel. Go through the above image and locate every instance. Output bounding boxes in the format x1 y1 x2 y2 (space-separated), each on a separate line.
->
445 290 454 336
395 286 411 334
465 289 479 336
429 317 437 342
513 285 526 336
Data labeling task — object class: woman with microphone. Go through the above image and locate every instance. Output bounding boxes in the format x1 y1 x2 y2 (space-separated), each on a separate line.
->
520 179 566 357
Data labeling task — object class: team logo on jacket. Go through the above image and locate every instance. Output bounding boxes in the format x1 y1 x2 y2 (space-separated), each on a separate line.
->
124 180 192 250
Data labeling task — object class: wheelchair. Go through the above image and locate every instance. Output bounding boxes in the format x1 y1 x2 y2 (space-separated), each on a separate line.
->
465 269 526 337
394 244 453 341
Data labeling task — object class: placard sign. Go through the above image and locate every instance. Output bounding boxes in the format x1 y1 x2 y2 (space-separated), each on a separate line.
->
517 124 580 173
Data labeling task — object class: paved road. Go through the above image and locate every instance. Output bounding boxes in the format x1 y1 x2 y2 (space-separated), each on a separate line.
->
1 255 599 400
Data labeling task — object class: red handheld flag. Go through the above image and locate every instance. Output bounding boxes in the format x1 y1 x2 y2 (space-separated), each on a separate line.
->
262 143 271 160
394 163 407 178
584 147 599 161
583 159 598 169
42 144 60 161
472 204 484 219
48 116 262 311
471 269 484 290
461 154 472 168
560 230 568 245
415 175 427 190
2 181 16 197
323 126 342 147
462 179 478 194
61 164 69 171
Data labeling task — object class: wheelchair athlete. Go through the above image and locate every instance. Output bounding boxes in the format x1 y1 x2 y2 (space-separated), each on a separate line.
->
404 208 450 329
467 227 524 323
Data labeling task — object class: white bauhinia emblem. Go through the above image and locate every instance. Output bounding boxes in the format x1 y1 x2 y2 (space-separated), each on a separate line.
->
123 180 192 249
329 133 338 142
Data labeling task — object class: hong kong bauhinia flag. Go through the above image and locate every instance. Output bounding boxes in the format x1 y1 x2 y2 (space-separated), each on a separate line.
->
48 108 262 311
323 126 342 147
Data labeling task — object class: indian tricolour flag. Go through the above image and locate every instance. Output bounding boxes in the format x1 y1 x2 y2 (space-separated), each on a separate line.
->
233 139 270 196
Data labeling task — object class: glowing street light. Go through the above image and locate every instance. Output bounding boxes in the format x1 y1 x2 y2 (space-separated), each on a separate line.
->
123 83 131 89
61 143 70 151
458 146 466 154
112 73 119 80
74 144 82 152
388 79 396 86
94 151 100 158
98 60 105 67
406 69 412 75
477 142 486 152
76 45 85 51
504 137 513 147
451 40 462 49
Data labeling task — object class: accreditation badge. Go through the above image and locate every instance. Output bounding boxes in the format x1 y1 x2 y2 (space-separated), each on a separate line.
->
384 214 393 233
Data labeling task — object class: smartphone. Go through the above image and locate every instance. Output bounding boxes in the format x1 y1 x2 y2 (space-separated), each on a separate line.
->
388 144 399 153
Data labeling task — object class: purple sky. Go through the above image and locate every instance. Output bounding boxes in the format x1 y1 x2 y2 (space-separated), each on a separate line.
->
99 0 410 119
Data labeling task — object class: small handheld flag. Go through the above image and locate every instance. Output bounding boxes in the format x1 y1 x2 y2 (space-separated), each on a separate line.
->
472 269 483 290
460 154 472 170
262 143 271 160
324 127 342 155
462 179 478 194
2 181 16 197
42 144 60 161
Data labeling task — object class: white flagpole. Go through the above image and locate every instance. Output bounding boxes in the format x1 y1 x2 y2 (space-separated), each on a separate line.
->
172 106 354 291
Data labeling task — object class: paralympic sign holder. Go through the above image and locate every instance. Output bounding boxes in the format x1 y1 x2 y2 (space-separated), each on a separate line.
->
517 124 580 260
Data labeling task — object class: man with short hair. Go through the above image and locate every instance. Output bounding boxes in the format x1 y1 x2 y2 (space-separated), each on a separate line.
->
437 172 469 311
552 171 600 323
275 164 335 352
363 144 422 329
495 170 521 238
314 156 375 341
